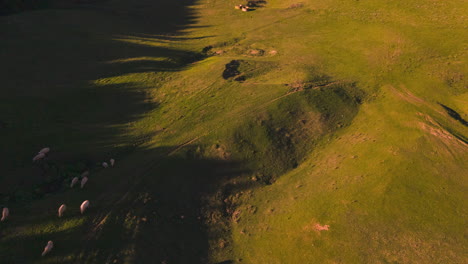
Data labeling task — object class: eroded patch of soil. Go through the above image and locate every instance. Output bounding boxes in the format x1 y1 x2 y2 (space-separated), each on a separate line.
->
303 220 330 232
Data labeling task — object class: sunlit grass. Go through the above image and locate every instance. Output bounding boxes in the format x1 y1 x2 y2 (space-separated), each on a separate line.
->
15 217 87 238
113 36 170 48
106 56 171 64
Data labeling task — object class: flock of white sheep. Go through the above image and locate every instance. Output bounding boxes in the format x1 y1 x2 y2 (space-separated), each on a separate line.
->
0 147 115 257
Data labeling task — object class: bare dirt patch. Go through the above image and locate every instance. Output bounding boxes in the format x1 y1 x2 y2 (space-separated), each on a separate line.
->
288 3 304 9
417 113 468 147
248 49 265 56
208 144 231 160
268 50 278 55
314 224 330 231
388 85 426 105
231 209 241 223
303 220 330 232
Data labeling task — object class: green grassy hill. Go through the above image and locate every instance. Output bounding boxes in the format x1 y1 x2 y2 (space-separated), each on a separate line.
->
0 0 467 263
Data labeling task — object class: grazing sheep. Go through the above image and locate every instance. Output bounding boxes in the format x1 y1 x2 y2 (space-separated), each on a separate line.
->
110 158 115 167
70 177 79 188
33 153 45 162
58 204 66 217
80 200 90 214
1 207 9 221
38 147 50 154
41 241 53 256
81 171 89 177
235 5 241 9
81 177 88 189
102 162 109 168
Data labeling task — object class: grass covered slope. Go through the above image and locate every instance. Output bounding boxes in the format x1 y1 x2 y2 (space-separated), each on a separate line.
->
232 87 468 263
0 0 467 263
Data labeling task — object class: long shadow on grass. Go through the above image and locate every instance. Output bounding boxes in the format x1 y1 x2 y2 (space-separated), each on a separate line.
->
75 146 252 264
0 1 229 262
0 146 253 264
0 0 209 194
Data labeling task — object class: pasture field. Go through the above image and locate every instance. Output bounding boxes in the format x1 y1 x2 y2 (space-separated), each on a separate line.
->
0 0 467 263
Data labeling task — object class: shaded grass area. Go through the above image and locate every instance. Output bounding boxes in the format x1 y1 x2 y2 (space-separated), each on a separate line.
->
0 61 364 263
230 81 364 184
0 1 217 261
0 0 203 198
0 145 251 263
439 103 468 127
0 0 50 15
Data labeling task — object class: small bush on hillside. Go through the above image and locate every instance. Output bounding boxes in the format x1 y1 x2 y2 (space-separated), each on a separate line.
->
247 0 267 8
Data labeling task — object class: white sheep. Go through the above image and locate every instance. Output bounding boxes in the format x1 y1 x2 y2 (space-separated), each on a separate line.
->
33 153 45 162
58 204 66 217
102 162 108 168
81 177 88 189
242 7 249 11
110 158 115 167
81 171 89 177
1 207 9 221
41 241 53 256
70 177 79 188
80 200 90 214
38 147 50 154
